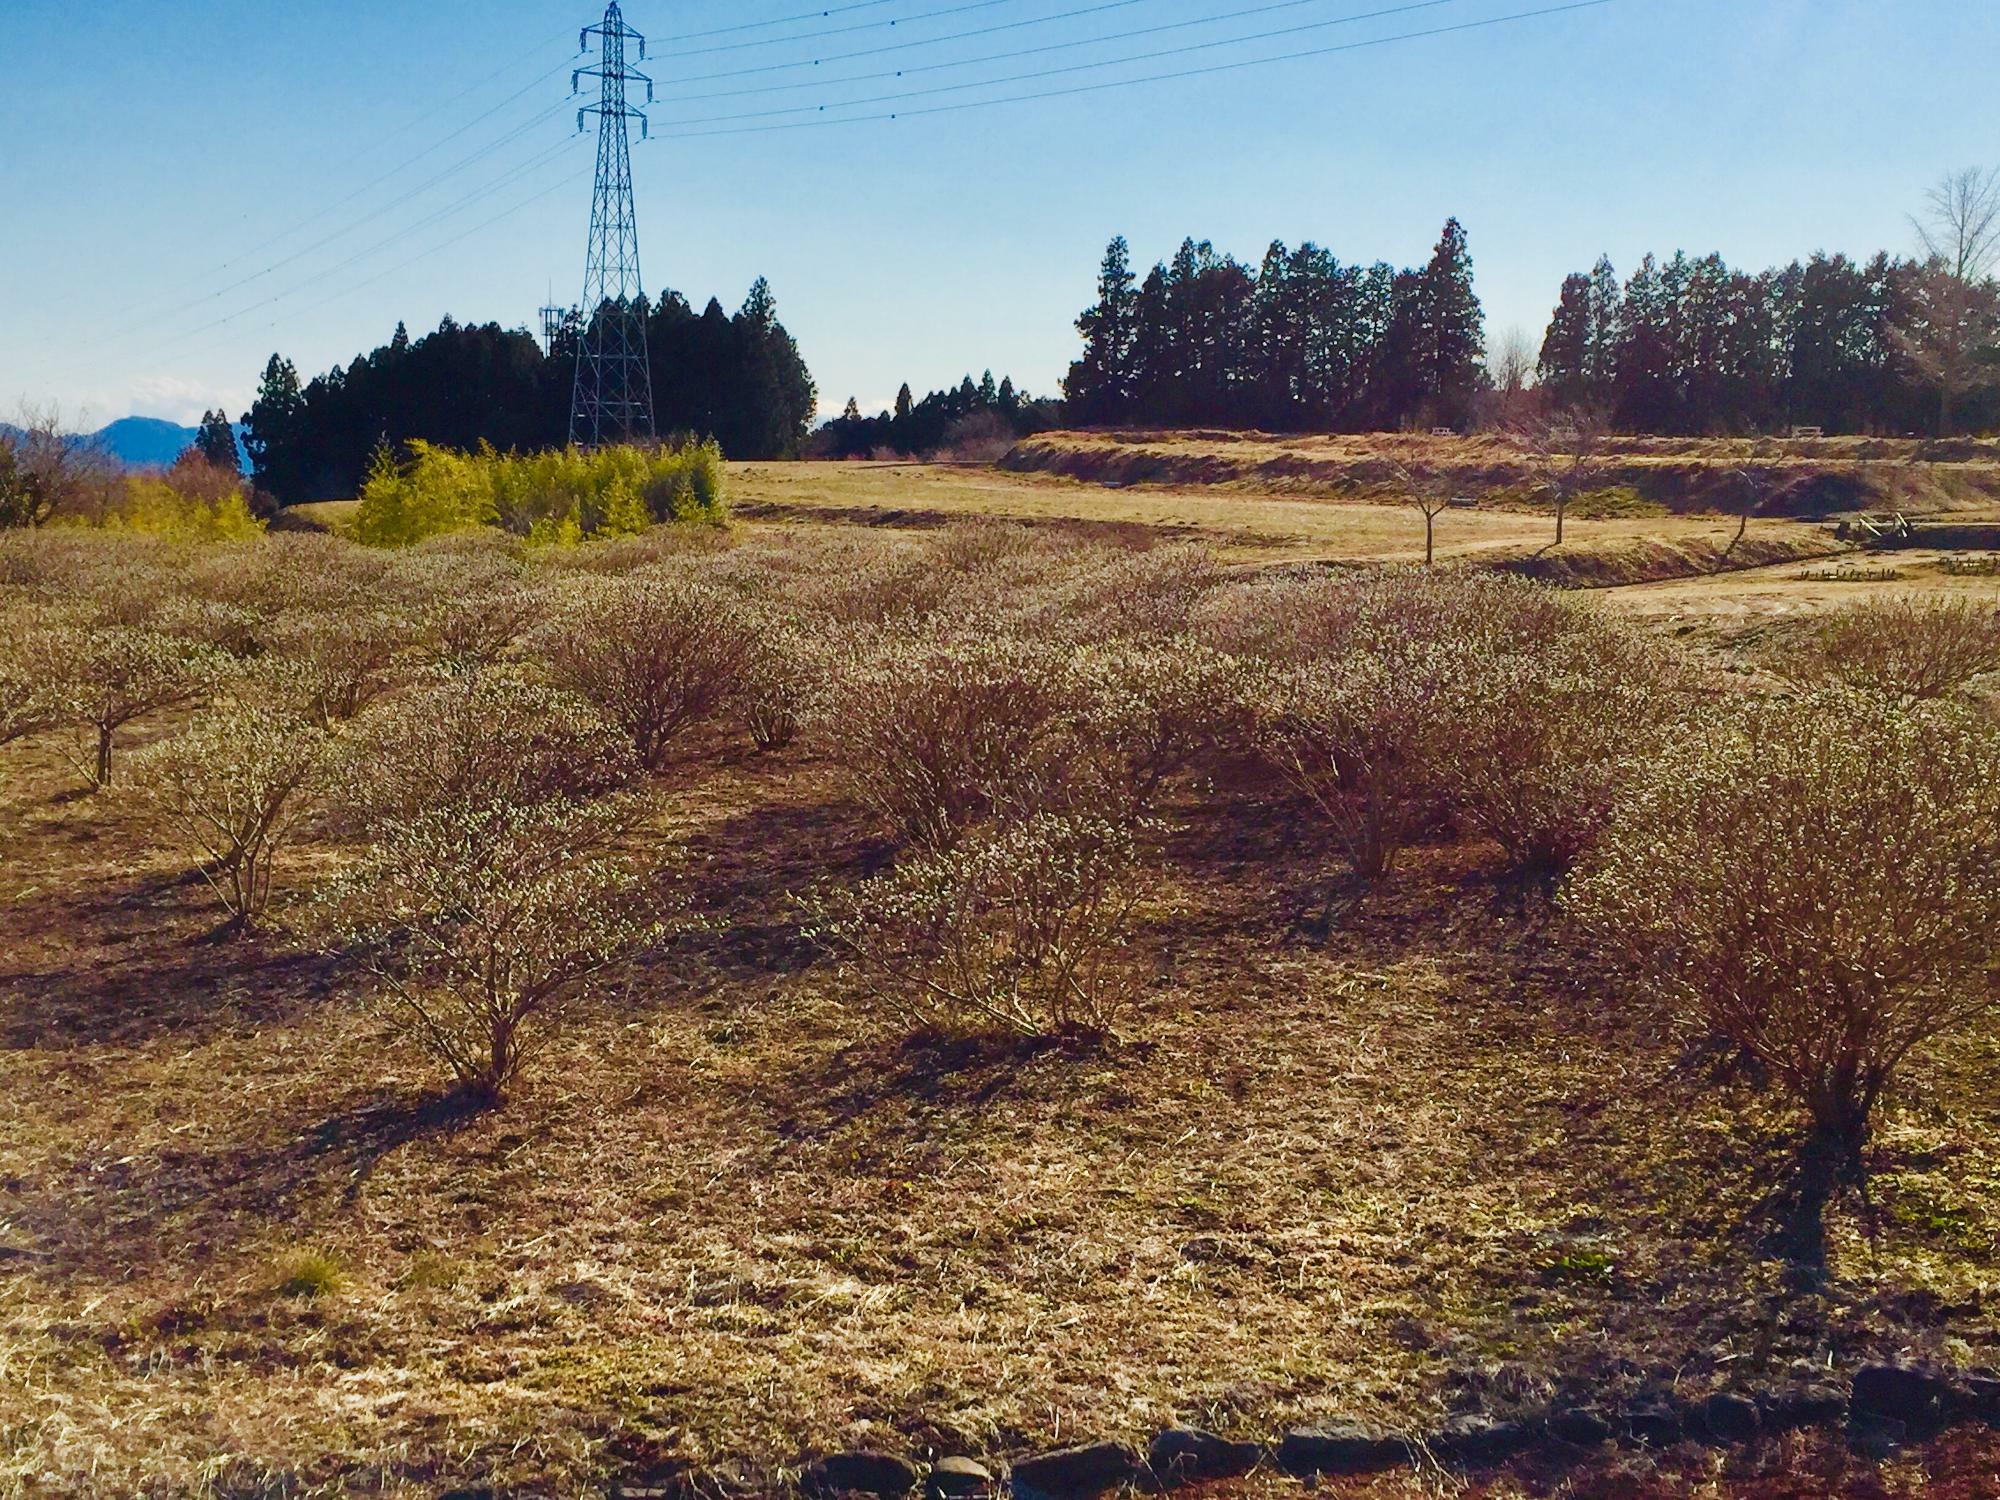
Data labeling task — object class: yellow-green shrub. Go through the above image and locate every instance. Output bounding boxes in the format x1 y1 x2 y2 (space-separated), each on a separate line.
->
77 474 264 542
354 442 500 546
355 439 726 548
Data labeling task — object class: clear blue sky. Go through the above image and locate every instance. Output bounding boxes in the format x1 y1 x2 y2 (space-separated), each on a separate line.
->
2 0 1996 429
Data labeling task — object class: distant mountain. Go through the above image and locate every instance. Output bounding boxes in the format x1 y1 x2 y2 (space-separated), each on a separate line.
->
94 417 203 468
0 416 246 472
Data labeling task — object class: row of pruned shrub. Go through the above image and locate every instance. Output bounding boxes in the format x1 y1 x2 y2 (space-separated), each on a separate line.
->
1 521 1997 1274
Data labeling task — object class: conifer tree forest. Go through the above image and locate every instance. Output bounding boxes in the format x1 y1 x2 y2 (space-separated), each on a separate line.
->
811 371 1063 459
1534 250 2000 435
241 279 816 506
1064 220 1488 432
1065 218 2000 438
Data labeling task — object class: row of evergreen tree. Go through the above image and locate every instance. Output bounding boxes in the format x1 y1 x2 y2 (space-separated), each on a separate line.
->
1063 221 1488 432
812 371 1061 458
1536 251 1998 435
242 279 815 506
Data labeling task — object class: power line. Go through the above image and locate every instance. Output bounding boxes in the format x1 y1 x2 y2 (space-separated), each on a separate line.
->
649 0 1611 137
658 0 1465 120
212 38 581 275
659 0 903 41
672 0 1024 59
658 0 1390 103
62 46 580 352
37 137 587 388
216 60 580 273
656 0 1488 125
284 159 595 331
173 100 573 320
174 138 586 344
661 0 1149 84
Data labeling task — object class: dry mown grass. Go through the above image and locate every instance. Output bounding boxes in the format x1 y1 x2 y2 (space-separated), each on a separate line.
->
1003 430 2000 520
0 522 1998 1498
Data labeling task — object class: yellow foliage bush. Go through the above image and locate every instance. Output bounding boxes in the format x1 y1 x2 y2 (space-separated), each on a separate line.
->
88 476 264 542
355 439 726 548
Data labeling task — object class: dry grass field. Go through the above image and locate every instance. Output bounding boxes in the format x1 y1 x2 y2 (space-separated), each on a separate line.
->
1000 430 2000 518
724 460 1840 579
3 447 2000 1499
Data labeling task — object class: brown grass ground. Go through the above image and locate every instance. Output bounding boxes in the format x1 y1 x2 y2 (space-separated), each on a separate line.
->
724 460 1844 578
4 524 2000 1496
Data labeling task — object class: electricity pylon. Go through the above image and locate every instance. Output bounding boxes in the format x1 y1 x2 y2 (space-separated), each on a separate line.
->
570 1 656 448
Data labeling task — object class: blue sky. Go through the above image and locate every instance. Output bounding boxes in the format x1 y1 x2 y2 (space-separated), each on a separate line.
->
2 0 1997 429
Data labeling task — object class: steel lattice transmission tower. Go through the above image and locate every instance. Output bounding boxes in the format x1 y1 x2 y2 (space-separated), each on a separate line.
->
570 2 656 448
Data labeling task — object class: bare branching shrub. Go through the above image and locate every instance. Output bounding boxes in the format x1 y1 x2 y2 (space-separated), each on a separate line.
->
1017 542 1224 642
314 797 669 1104
737 611 826 753
149 595 267 658
539 576 755 770
126 705 334 929
416 585 545 677
182 533 390 615
527 522 730 579
1070 641 1246 819
0 527 166 590
32 626 221 786
1775 595 2000 704
0 607 72 744
1440 628 1691 881
1197 566 1582 665
266 607 416 727
823 636 1082 846
334 674 635 831
1568 690 2000 1272
811 813 1147 1038
1252 641 1460 883
1216 568 1621 886
814 548 961 627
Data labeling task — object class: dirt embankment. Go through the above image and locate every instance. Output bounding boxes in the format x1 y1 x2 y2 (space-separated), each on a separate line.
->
1003 429 2000 518
1492 532 1845 588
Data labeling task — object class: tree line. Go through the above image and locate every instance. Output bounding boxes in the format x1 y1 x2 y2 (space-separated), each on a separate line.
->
1537 252 1998 436
1063 220 1488 433
1538 170 2000 435
1063 173 2000 438
242 278 815 506
810 370 1062 459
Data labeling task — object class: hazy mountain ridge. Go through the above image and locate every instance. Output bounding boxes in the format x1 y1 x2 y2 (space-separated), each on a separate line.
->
0 416 244 471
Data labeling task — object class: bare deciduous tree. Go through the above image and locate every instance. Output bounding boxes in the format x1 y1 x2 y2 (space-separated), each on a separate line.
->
1915 166 2000 283
1898 168 2000 434
1513 406 1610 548
1389 461 1458 566
0 406 112 530
1488 324 1537 399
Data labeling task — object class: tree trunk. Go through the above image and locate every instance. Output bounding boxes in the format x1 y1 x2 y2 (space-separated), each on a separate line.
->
94 726 114 787
1774 1120 1865 1285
